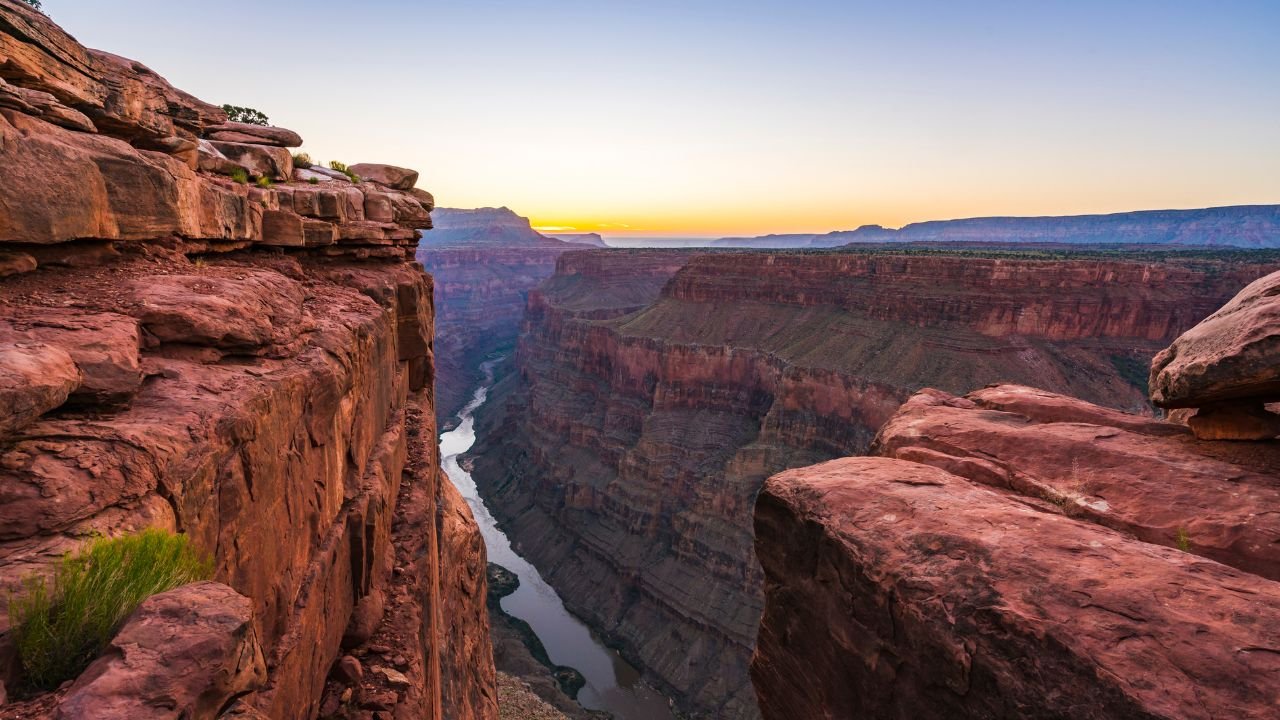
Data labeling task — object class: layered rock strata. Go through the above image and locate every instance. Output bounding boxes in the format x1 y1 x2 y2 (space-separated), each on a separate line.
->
751 272 1280 719
471 247 1278 718
416 208 578 424
0 2 494 717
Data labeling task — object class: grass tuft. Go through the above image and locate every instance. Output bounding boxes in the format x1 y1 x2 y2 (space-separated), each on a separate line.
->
229 167 249 184
7 529 213 692
292 152 313 168
328 160 360 183
256 175 273 188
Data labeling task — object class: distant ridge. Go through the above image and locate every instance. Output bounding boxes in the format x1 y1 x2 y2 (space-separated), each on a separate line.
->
423 207 571 248
711 204 1280 249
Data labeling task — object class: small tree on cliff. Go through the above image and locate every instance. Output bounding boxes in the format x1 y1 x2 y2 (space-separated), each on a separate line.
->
20 0 43 10
221 104 269 126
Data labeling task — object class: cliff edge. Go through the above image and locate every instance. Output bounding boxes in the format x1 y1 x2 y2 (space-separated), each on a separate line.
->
0 2 495 718
752 270 1280 719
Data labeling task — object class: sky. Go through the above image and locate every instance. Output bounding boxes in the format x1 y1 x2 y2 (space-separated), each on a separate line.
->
47 0 1280 237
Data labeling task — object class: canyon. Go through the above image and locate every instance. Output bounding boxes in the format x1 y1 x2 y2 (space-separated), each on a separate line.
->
417 207 579 425
0 2 495 718
468 246 1280 718
753 271 1280 718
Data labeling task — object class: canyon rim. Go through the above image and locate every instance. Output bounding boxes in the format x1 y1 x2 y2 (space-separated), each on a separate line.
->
2 2 1280 720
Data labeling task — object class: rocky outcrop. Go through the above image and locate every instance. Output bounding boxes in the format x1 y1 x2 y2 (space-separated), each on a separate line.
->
470 247 1278 718
416 208 579 424
57 582 267 720
712 205 1280 248
1150 269 1280 438
752 457 1280 720
0 2 495 718
751 274 1280 719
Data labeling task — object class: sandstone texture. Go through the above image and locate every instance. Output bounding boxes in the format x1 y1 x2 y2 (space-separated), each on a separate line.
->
753 457 1280 720
57 582 267 720
416 207 585 425
470 247 1279 718
1150 269 1280 438
0 2 495 718
752 274 1280 719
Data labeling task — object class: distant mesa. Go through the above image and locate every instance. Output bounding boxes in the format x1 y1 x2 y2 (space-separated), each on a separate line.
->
424 207 573 249
544 232 608 248
710 205 1280 249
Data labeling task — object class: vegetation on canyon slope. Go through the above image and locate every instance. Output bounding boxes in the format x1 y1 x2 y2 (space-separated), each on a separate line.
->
8 529 213 691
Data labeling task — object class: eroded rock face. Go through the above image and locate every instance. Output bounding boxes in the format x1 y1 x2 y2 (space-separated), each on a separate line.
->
416 207 582 424
57 582 267 720
470 248 1279 719
753 274 1280 718
0 4 495 719
1150 269 1280 438
752 457 1280 720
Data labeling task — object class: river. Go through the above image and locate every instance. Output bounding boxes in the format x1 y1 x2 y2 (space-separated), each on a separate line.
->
439 368 677 720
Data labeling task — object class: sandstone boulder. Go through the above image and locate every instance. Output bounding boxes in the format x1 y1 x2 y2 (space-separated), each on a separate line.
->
57 582 267 720
209 141 294 181
873 385 1280 579
0 111 258 245
0 310 144 406
0 2 225 142
196 139 246 175
753 456 1280 720
127 271 306 355
1151 269 1280 408
204 121 302 147
408 188 435 212
348 163 418 190
0 251 37 277
0 343 80 437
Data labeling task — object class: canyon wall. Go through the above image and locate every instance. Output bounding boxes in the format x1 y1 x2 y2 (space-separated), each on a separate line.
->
470 247 1280 719
416 208 575 425
752 273 1280 718
0 2 495 717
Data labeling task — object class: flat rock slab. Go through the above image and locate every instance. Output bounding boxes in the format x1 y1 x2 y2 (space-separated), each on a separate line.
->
204 121 302 148
0 343 80 438
874 384 1280 580
0 309 143 406
348 163 418 190
753 456 1280 720
57 582 267 720
127 271 307 356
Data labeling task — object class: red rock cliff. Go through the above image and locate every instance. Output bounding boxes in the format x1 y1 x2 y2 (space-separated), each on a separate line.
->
752 273 1280 719
470 246 1278 719
0 2 495 718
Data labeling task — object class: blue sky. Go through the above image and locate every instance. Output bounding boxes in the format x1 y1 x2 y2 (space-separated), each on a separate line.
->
47 0 1280 235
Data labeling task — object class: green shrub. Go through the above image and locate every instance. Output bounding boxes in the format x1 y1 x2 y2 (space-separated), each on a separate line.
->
292 152 313 168
7 529 213 692
21 0 42 10
256 175 273 188
221 104 269 126
229 167 249 184
326 160 361 183
1175 527 1192 552
308 177 320 185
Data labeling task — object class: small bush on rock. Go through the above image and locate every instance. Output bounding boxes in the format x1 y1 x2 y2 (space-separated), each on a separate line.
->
328 161 361 183
229 167 249 184
21 0 42 10
256 175 273 188
7 529 213 692
221 104 269 126
292 152 313 168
